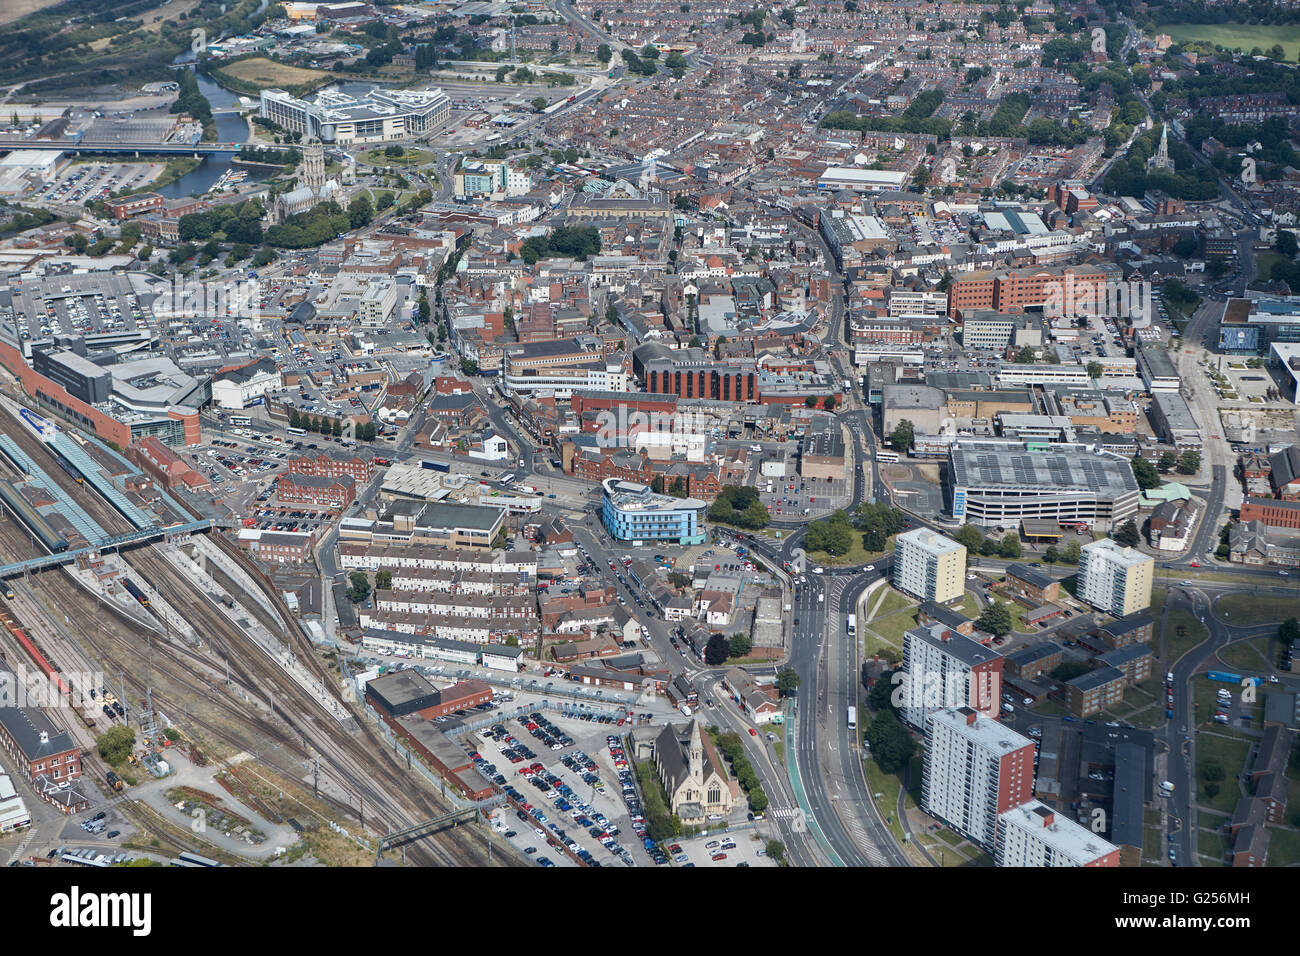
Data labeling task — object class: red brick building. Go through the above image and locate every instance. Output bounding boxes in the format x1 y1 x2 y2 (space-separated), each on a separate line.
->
287 449 374 484
1240 497 1300 529
126 436 210 491
105 192 165 220
948 266 1111 318
0 707 82 787
275 471 355 510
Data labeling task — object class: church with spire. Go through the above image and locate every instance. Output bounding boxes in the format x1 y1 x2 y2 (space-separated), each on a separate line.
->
646 719 738 825
1147 123 1174 171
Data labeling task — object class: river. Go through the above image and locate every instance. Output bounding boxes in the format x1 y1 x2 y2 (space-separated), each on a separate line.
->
159 53 264 199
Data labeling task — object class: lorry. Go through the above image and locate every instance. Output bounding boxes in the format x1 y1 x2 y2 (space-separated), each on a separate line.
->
1158 780 1175 796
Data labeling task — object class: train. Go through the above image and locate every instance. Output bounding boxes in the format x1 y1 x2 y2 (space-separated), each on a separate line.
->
55 453 85 484
122 578 150 608
0 609 72 699
0 478 70 553
420 459 450 473
172 851 221 867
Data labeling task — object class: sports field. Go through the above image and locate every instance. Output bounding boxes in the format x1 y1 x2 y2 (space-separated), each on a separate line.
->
1157 22 1300 61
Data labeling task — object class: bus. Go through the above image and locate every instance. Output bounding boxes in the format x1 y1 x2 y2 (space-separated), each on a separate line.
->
846 614 856 635
876 450 900 464
286 426 306 436
229 415 251 427
847 706 857 731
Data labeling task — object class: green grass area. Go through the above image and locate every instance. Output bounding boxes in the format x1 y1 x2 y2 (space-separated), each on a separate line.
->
863 758 907 847
1197 827 1229 865
1267 826 1300 866
806 533 894 567
868 587 914 621
1163 608 1209 665
863 631 904 663
634 761 675 842
950 593 979 618
1143 825 1162 861
1195 732 1252 814
1215 594 1299 628
1032 698 1070 718
866 607 920 648
360 146 436 167
1157 22 1300 61
1219 637 1272 672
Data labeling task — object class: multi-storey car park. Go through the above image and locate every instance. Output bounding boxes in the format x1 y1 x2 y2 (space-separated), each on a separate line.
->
946 439 1140 532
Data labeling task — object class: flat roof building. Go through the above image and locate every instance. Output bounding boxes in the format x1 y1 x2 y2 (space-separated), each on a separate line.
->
948 440 1140 531
601 478 706 545
922 706 1035 853
995 800 1120 866
1077 539 1153 616
893 528 967 604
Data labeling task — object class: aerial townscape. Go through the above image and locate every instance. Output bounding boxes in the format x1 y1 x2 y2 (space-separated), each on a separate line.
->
0 0 1295 894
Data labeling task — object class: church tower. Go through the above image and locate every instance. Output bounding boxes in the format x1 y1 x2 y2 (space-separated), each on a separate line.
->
687 720 704 786
301 141 326 190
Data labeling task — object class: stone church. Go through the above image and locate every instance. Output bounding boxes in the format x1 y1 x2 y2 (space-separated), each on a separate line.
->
269 141 351 225
650 719 737 825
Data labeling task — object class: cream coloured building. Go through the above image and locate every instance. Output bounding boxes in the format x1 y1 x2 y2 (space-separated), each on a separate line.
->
893 528 967 604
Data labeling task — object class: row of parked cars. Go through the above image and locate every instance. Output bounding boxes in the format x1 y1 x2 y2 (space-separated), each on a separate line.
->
606 735 663 863
522 711 574 751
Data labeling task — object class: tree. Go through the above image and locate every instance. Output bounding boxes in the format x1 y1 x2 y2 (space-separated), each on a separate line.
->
1016 345 1037 363
954 523 985 551
976 600 1013 637
596 43 612 65
1276 230 1299 258
1044 545 1060 564
289 409 302 430
531 96 548 112
375 570 392 590
1113 519 1141 548
1159 451 1178 473
705 633 730 665
1061 540 1081 564
1131 455 1160 491
865 711 914 772
869 668 900 713
332 418 343 438
775 667 800 697
1279 618 1300 645
1086 361 1104 380
765 840 785 863
729 633 753 657
460 359 479 377
999 532 1022 559
1178 449 1201 474
97 725 136 765
347 571 371 603
889 419 914 452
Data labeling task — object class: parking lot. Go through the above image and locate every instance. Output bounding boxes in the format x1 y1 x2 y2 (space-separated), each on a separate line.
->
33 160 162 208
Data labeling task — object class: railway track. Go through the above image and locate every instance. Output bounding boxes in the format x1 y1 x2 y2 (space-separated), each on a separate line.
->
0 419 500 865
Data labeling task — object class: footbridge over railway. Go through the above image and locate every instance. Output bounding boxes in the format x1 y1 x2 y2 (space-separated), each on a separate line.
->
0 520 213 578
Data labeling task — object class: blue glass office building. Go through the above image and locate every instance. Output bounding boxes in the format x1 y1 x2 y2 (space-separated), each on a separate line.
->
600 479 707 545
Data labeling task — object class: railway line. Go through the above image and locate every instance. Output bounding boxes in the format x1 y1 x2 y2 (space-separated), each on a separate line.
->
0 415 502 866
